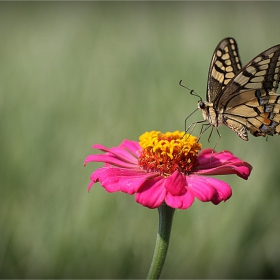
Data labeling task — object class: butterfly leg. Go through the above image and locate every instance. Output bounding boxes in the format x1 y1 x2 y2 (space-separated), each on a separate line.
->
207 126 214 143
196 122 211 142
207 128 222 163
184 119 207 139
198 125 222 162
184 111 202 133
211 128 222 152
184 122 197 137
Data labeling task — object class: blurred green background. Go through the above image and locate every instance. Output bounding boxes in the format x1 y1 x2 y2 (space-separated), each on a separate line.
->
1 2 280 278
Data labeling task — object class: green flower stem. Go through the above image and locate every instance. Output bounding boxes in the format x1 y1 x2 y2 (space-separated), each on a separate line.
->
147 204 175 280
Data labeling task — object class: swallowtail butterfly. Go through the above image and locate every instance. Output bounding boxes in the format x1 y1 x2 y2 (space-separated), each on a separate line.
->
195 37 280 141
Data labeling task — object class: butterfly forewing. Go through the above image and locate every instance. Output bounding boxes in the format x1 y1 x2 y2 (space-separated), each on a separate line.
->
217 44 280 108
207 37 242 102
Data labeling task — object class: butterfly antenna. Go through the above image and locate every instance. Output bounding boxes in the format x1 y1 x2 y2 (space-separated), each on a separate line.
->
179 80 202 101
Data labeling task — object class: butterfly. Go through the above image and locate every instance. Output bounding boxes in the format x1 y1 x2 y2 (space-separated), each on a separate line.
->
191 37 280 141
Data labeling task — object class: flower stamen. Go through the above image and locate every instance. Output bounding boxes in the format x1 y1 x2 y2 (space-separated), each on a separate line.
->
138 131 202 176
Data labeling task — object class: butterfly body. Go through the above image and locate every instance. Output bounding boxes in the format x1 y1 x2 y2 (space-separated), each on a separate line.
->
198 100 223 127
199 38 280 141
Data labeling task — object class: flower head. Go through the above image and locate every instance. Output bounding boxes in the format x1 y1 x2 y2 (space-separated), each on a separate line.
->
84 131 252 209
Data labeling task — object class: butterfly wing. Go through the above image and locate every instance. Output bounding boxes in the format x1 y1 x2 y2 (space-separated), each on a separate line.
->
215 44 280 140
207 37 242 102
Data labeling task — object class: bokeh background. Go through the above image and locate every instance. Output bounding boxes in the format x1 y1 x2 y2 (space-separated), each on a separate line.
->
1 2 280 278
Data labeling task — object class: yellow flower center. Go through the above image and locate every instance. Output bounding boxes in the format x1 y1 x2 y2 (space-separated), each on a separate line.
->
138 131 202 176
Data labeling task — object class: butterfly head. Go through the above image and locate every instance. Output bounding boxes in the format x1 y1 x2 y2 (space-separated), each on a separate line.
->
198 100 206 110
197 100 209 120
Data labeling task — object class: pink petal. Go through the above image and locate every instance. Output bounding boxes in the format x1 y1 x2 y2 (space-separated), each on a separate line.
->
119 140 141 157
89 167 152 194
91 143 139 164
197 149 243 166
136 177 167 208
186 175 232 204
164 171 186 196
206 178 232 204
194 149 252 179
186 175 215 201
84 154 138 169
194 163 252 179
135 172 195 209
165 189 195 209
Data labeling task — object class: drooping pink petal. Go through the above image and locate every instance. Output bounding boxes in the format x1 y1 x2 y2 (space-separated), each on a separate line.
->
193 149 252 179
136 177 167 208
165 188 195 209
186 175 216 202
186 175 232 204
194 163 252 180
118 172 157 194
197 149 249 169
206 177 232 204
89 167 151 194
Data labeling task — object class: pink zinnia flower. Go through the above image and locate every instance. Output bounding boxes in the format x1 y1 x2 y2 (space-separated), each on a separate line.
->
84 131 252 209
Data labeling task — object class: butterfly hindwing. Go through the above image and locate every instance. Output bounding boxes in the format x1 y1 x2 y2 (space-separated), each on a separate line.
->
222 89 280 139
